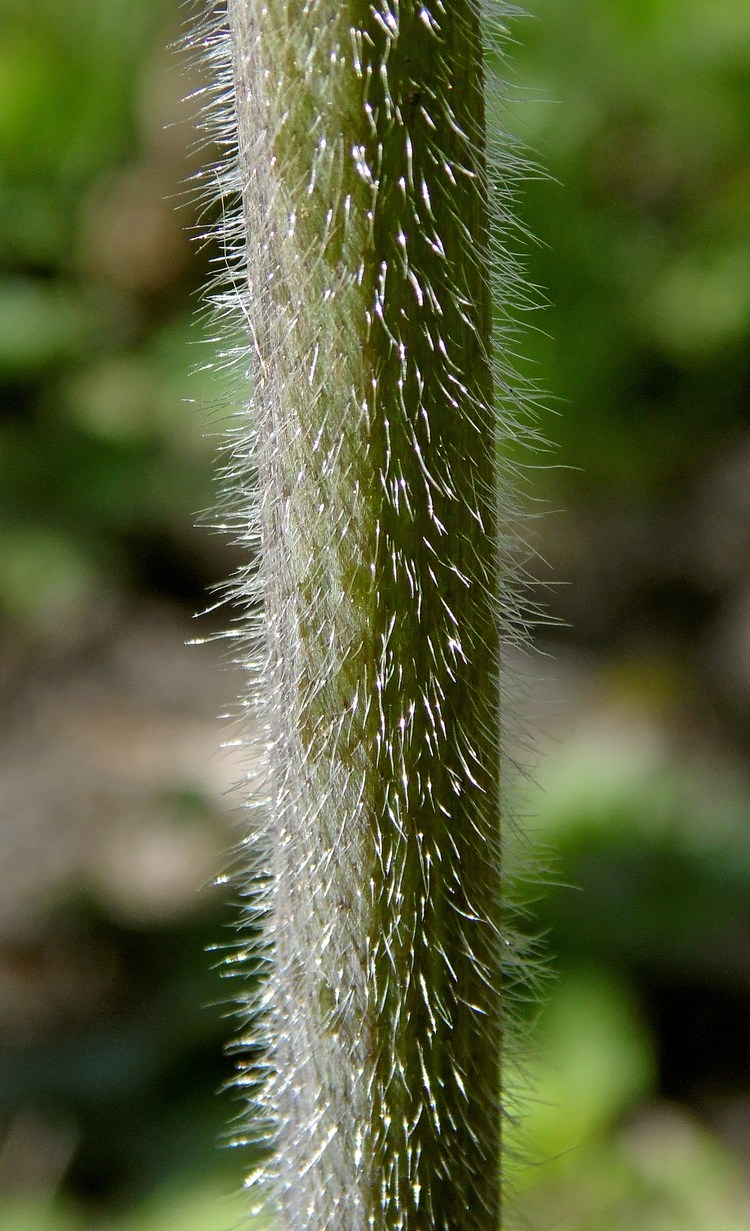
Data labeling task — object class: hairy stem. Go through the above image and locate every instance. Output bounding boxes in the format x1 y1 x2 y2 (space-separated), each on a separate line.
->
228 2 513 1226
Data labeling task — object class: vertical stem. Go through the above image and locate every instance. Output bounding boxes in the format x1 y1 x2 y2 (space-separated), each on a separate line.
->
230 2 503 1227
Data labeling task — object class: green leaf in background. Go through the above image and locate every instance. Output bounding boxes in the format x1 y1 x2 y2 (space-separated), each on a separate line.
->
0 281 96 378
521 967 655 1166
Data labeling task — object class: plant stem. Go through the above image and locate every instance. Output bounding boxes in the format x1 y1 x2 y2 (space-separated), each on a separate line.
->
229 2 507 1226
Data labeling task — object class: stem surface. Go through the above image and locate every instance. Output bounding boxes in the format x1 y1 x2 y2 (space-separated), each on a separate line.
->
230 3 504 1227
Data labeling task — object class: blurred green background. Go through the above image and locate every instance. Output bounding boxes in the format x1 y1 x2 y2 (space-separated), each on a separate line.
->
1 0 749 1228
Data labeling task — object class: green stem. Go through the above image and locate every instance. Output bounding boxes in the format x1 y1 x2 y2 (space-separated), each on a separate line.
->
229 2 506 1226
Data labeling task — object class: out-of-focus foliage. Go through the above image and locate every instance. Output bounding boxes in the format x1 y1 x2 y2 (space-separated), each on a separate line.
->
0 0 247 1223
0 0 228 635
513 0 750 499
1 0 749 1229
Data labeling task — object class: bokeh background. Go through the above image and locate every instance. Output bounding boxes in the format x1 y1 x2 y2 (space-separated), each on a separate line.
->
1 0 750 1228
